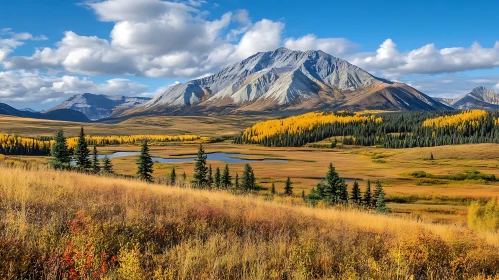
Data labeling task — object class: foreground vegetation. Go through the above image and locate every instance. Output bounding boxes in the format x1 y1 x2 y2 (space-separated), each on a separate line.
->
1 166 499 279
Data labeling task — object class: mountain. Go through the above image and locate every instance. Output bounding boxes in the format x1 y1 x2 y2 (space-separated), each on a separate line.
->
47 93 151 120
0 102 90 122
20 108 37 113
436 87 499 110
124 48 448 116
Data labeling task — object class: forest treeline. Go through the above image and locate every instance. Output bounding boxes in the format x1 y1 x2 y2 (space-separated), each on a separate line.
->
0 134 213 156
236 110 499 148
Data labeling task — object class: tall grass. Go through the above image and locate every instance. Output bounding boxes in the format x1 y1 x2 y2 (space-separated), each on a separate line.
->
1 166 499 279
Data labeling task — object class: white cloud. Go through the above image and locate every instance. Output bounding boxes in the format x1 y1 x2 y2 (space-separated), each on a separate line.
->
0 70 148 103
0 28 47 62
351 39 499 77
495 83 499 89
284 34 358 56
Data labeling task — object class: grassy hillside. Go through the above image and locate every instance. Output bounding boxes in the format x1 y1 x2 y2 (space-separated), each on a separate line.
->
1 166 498 279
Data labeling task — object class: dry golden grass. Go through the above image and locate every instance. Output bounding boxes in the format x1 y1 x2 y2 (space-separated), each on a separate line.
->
1 166 499 279
0 114 274 137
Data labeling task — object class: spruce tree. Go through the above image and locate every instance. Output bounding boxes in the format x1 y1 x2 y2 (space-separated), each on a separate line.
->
363 180 372 208
375 183 389 213
222 164 231 189
74 127 91 171
284 177 293 196
102 156 113 174
430 152 434 160
192 144 208 187
271 182 276 195
50 128 70 169
170 166 176 186
214 167 221 188
250 169 256 190
301 189 305 199
325 163 341 203
373 180 383 208
339 181 348 204
351 180 361 205
208 165 214 188
91 145 100 174
242 164 254 191
182 171 187 186
137 139 154 182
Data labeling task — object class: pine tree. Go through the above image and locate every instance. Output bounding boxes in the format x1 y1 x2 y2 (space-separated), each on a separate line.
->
182 171 187 183
339 180 348 204
50 128 70 169
373 180 383 208
74 127 90 171
363 180 372 208
170 166 176 186
208 165 213 188
375 183 389 213
271 182 276 195
91 145 100 174
284 177 293 196
137 139 154 182
430 152 434 160
351 180 361 205
192 144 208 187
325 163 341 203
250 169 256 190
242 164 255 191
301 189 305 199
214 167 221 188
102 156 113 174
235 172 239 189
222 164 231 189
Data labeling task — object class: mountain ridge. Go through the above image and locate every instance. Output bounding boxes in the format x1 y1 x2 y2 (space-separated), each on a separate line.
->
125 48 448 116
436 86 499 110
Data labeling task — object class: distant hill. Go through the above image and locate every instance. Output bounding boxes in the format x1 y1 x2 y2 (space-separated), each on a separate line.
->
436 86 499 110
122 48 449 117
0 102 90 122
47 93 151 120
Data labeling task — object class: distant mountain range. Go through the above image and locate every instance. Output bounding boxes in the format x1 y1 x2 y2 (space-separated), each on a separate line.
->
0 102 90 122
46 93 151 120
436 87 499 110
121 48 448 117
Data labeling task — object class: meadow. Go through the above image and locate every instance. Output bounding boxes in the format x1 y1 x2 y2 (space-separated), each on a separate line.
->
1 166 499 279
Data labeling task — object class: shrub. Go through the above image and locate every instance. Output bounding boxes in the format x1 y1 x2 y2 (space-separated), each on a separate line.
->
468 198 499 232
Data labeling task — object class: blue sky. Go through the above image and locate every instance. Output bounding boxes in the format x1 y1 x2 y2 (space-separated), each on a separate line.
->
1 0 499 109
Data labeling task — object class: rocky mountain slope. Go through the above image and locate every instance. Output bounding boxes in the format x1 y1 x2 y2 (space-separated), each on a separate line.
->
123 48 449 116
0 103 90 122
436 87 499 110
47 93 150 120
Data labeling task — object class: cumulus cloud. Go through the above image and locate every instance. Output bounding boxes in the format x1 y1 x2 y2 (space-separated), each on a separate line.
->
0 70 148 104
284 34 358 56
0 28 47 62
351 39 499 77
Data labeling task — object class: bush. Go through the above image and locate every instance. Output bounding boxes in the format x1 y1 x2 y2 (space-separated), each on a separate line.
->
468 198 499 232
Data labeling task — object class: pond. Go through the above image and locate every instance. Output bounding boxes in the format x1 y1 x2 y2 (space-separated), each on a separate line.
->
97 151 288 164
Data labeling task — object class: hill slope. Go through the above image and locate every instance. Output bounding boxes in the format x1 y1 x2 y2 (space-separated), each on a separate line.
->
124 48 449 116
47 93 150 120
0 102 90 122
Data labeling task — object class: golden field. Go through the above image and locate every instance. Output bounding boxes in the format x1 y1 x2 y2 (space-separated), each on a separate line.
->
1 166 499 279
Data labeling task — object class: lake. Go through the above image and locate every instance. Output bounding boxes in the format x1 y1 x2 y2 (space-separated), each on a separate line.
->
97 151 288 164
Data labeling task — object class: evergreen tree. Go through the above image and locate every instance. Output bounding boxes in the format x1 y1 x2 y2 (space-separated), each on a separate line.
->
137 139 154 182
91 145 100 174
214 167 221 188
301 189 305 199
241 164 256 191
102 156 113 174
182 171 187 185
170 166 176 186
208 165 214 188
373 180 383 208
271 182 276 195
284 177 293 196
430 152 434 160
222 164 231 189
192 144 208 187
50 128 71 169
325 163 342 203
363 180 372 208
375 183 389 213
235 172 239 189
351 180 361 205
74 127 91 171
339 180 348 204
